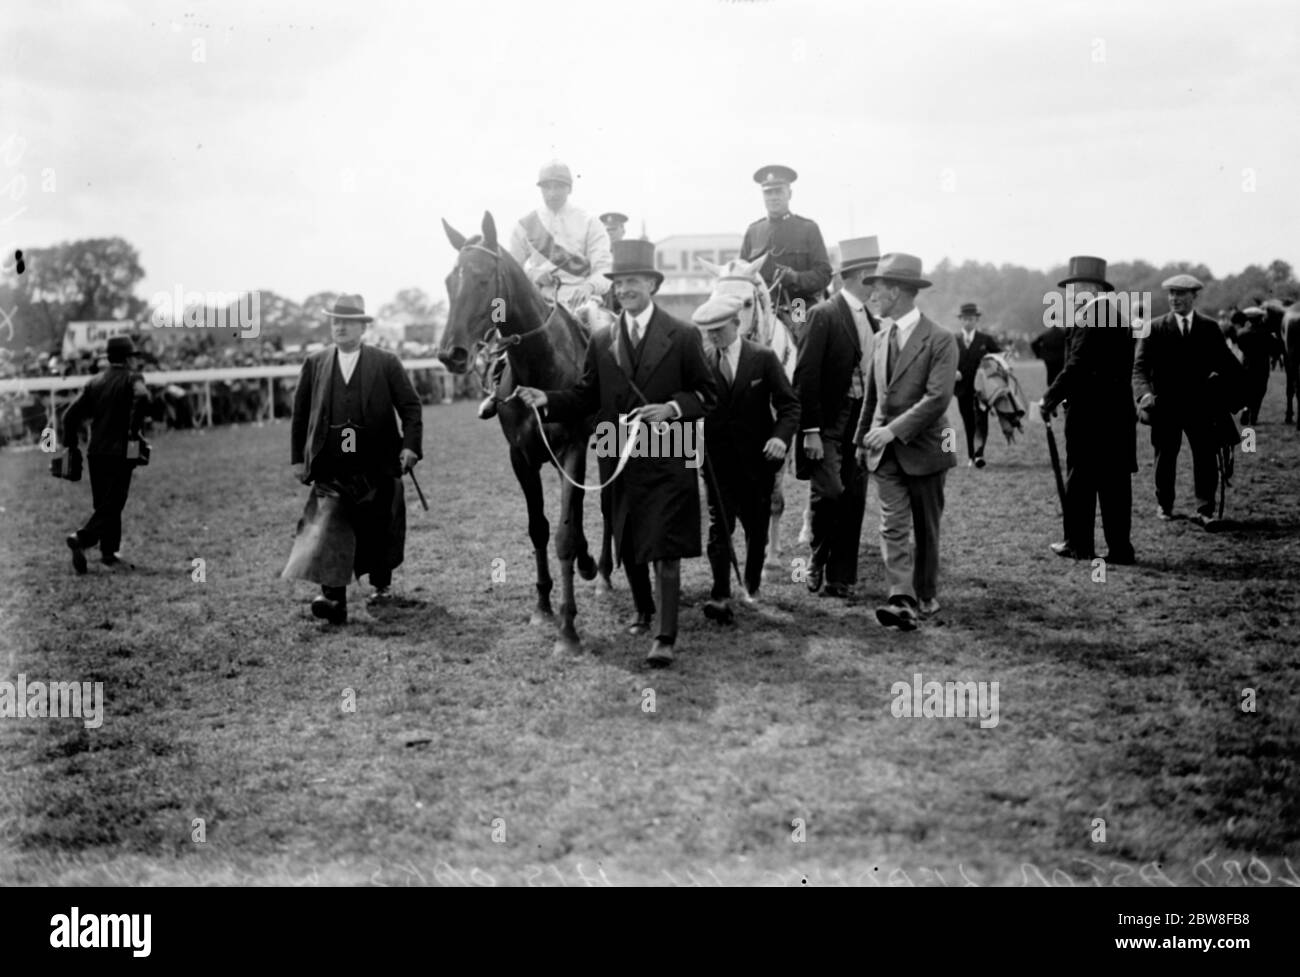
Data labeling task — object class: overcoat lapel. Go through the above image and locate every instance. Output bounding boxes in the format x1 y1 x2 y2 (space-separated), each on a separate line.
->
889 317 932 387
835 293 861 359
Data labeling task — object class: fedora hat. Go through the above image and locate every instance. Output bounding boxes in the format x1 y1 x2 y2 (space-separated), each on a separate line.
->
753 164 797 188
604 240 663 286
837 236 881 275
863 253 932 289
1057 255 1113 291
322 294 374 322
958 302 982 318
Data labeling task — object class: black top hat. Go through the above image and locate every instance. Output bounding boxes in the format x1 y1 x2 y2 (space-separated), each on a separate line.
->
604 240 663 286
1058 256 1113 291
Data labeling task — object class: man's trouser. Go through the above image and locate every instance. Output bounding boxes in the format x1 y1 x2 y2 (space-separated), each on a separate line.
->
1150 410 1218 517
706 467 773 598
957 393 989 461
320 472 397 601
75 456 135 557
809 398 866 586
625 559 680 644
873 448 946 603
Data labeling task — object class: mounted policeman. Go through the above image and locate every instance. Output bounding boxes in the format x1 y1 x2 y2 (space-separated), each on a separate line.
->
477 160 614 419
739 164 832 349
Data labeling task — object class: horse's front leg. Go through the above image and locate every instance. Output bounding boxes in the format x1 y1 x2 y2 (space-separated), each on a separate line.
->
551 442 587 655
510 446 553 625
596 486 615 595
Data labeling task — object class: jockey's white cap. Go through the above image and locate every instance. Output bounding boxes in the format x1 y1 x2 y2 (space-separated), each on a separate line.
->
692 292 749 329
537 160 573 187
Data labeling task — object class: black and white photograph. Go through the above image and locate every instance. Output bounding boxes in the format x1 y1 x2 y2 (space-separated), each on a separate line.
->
1 0 1296 935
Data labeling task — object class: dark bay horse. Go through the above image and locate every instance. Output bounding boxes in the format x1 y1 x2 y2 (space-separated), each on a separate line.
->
439 211 604 654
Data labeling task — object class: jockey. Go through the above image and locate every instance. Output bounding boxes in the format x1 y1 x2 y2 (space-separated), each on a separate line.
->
479 161 613 419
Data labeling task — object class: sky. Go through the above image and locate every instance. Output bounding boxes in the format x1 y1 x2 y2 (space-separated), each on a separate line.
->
3 0 1298 308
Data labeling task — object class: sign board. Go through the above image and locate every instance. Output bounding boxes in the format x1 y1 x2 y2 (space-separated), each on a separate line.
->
654 234 744 297
61 321 136 360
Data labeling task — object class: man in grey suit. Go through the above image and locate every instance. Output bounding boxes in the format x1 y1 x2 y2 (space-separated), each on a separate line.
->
854 254 958 631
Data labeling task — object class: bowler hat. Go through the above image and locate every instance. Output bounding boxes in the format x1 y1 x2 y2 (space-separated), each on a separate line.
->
1058 256 1113 291
322 294 374 322
863 253 932 289
106 336 136 360
958 302 982 317
604 240 663 287
537 160 573 187
753 164 797 188
837 236 881 275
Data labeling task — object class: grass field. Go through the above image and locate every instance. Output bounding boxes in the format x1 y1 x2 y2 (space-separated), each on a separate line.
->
1 361 1297 886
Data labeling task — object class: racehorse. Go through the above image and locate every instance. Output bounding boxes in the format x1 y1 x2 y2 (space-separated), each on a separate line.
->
696 253 802 564
438 211 605 654
1265 300 1300 428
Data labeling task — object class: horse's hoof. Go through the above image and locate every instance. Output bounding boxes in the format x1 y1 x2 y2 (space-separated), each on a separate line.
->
529 610 555 626
576 553 598 581
594 575 614 596
553 636 582 656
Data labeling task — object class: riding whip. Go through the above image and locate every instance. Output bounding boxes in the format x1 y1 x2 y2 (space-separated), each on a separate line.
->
1044 413 1067 530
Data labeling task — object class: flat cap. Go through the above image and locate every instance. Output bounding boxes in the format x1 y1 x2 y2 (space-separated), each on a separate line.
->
692 292 749 329
1161 273 1204 291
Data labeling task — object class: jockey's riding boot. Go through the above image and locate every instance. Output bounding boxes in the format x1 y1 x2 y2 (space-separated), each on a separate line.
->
478 395 498 420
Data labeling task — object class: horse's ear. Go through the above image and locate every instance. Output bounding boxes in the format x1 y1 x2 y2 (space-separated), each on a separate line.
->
697 256 723 277
482 211 498 250
737 251 767 277
442 219 467 252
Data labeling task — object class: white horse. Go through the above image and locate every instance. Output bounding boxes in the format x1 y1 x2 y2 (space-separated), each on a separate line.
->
697 252 803 566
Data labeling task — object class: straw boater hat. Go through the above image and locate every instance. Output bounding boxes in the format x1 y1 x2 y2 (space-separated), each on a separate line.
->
322 294 374 323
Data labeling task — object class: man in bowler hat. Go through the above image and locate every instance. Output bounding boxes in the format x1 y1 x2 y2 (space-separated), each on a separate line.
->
1039 257 1136 563
953 302 1001 467
283 294 423 624
62 335 152 573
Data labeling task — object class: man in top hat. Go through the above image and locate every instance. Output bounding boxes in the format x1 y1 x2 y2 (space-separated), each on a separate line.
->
853 254 957 630
1133 273 1243 527
61 335 152 573
794 236 881 598
740 165 832 349
692 291 800 624
514 240 717 667
481 161 614 419
283 294 423 624
953 303 1001 468
1039 257 1136 562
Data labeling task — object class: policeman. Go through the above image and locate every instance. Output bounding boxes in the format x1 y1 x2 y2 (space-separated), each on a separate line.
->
61 335 151 573
739 165 832 348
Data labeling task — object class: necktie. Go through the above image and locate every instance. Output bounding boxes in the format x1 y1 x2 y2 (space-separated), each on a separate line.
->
887 325 900 381
1180 316 1189 337
717 347 733 385
628 315 641 347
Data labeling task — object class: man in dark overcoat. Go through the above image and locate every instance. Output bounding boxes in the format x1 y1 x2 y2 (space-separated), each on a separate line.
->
1040 257 1136 563
1134 274 1244 527
953 302 1001 468
692 291 800 624
793 236 879 598
515 240 717 667
284 294 423 624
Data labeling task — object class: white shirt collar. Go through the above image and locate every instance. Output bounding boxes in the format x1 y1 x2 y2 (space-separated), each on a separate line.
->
962 327 976 343
894 307 921 339
625 303 653 333
336 345 361 382
841 290 866 314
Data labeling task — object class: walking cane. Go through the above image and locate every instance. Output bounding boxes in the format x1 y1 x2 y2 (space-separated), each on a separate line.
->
700 444 750 600
407 467 429 511
1044 414 1067 532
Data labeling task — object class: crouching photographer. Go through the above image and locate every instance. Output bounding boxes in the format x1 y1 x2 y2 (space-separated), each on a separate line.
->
58 336 152 573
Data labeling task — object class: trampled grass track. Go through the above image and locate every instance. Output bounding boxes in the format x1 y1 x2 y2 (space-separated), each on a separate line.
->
1 362 1296 885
